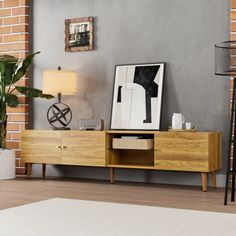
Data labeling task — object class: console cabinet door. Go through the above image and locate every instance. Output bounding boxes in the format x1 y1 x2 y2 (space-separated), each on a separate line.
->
21 130 61 164
154 132 210 172
61 131 106 166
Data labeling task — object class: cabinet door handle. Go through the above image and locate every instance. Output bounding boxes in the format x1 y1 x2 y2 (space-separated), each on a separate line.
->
56 145 62 149
62 146 67 149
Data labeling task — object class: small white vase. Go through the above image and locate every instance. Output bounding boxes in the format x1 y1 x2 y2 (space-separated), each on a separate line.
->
0 149 15 179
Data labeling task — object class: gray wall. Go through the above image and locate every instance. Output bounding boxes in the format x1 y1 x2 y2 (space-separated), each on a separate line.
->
32 0 229 186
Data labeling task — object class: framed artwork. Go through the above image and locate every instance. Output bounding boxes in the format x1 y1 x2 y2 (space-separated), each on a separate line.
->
110 63 165 130
65 17 93 52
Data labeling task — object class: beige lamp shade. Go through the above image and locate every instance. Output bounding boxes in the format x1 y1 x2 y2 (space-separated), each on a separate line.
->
42 70 77 95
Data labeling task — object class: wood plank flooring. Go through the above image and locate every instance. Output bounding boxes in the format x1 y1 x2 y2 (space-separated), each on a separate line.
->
0 177 236 213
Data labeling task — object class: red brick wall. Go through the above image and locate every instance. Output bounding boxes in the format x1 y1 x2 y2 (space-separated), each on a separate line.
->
0 0 29 174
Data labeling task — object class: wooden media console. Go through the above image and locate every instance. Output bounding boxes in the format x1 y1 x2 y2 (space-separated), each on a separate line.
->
21 130 221 192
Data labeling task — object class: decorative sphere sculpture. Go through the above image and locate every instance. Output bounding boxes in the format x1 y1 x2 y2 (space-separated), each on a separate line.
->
47 102 72 129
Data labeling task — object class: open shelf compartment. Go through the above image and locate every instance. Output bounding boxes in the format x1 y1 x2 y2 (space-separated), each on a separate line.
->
106 132 155 168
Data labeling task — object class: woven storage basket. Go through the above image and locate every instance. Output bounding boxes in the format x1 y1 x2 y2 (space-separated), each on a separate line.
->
113 138 153 150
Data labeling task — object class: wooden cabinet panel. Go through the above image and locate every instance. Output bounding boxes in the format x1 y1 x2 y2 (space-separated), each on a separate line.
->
21 130 61 164
208 132 221 171
61 131 106 166
61 146 105 166
21 130 106 167
62 131 105 146
154 132 220 172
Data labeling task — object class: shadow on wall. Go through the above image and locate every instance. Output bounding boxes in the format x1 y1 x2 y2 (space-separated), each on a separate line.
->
64 72 109 129
161 63 180 130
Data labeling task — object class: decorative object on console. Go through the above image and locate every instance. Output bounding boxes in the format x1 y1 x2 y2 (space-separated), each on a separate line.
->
110 63 165 130
215 41 236 205
0 52 53 179
42 67 77 130
65 17 93 52
185 122 193 130
171 113 185 130
112 138 153 150
79 119 104 130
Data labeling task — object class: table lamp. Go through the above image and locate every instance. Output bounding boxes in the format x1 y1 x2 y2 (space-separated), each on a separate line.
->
42 66 77 130
215 41 236 205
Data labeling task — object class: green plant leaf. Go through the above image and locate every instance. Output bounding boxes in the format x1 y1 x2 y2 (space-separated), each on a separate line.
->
0 62 5 74
5 94 19 107
0 62 5 87
15 86 54 99
0 55 18 88
11 52 40 85
0 54 18 63
4 61 17 86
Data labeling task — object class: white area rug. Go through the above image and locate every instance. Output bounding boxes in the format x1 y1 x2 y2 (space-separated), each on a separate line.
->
0 198 235 236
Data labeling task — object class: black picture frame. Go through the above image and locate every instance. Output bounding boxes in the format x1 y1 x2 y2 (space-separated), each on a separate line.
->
110 62 165 130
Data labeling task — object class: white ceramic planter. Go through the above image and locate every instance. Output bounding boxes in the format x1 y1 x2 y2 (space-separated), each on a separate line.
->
0 149 15 179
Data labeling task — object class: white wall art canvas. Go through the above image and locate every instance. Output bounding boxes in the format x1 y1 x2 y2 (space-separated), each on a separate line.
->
110 63 165 130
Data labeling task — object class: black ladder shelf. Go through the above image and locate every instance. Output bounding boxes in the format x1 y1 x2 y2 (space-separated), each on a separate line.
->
224 77 236 205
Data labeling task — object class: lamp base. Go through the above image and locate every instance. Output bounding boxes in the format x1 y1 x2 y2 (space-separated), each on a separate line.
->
50 127 70 130
47 102 72 130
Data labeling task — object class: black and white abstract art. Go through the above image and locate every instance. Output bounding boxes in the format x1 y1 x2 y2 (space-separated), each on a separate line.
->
110 63 165 130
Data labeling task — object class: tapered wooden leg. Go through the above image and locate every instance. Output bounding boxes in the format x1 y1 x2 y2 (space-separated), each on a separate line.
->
42 164 46 178
211 171 217 188
110 167 115 184
201 172 208 192
26 163 32 178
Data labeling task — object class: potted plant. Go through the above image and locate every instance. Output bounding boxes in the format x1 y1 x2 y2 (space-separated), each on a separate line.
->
0 52 53 179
